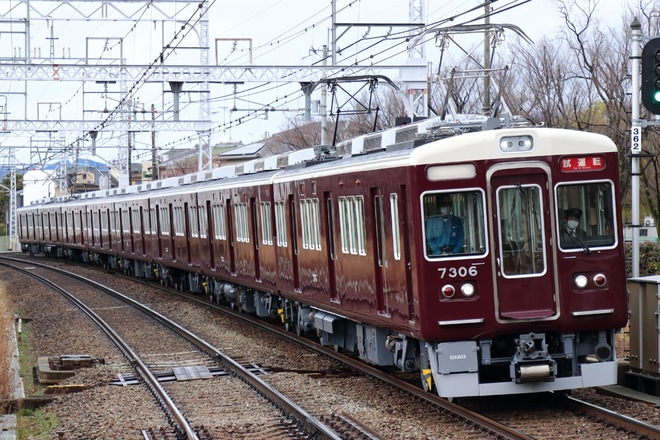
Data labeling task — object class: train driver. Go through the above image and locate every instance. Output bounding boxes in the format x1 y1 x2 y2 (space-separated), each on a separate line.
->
562 208 587 244
425 194 465 256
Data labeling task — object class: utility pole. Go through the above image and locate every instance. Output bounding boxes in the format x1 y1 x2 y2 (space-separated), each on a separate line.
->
151 104 159 181
483 0 491 113
631 18 642 278
321 45 328 146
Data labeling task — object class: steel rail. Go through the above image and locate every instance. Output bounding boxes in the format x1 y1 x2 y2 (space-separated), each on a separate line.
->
565 395 660 439
1 256 344 440
0 261 198 440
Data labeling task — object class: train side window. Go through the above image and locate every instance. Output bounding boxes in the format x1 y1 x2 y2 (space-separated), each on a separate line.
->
66 212 73 237
556 181 616 250
299 198 321 250
149 208 157 236
189 205 199 237
260 202 273 245
121 209 130 234
198 205 208 239
159 207 170 235
338 195 366 256
173 206 185 236
212 204 226 240
390 193 401 260
132 209 141 234
235 203 249 242
275 202 287 247
101 211 108 235
92 211 100 241
423 190 486 258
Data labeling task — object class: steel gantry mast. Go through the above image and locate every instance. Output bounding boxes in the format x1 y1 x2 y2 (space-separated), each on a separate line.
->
0 0 427 248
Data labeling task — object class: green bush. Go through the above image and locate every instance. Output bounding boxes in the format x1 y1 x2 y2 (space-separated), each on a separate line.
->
625 242 660 277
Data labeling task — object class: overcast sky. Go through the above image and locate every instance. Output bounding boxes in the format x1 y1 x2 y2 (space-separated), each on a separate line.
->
2 0 631 166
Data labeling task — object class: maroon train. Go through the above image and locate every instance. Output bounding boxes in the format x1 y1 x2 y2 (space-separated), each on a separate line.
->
18 118 628 398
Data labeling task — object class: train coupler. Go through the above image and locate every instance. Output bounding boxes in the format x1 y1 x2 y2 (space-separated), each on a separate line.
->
512 360 557 383
511 332 557 383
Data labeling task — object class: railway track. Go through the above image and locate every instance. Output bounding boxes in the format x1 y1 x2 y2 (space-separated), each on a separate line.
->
5 253 660 439
0 256 344 439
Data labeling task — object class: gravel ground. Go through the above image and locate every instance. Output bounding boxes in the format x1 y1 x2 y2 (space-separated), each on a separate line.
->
4 258 660 439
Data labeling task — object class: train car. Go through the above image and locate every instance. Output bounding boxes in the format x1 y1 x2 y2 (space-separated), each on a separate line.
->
18 117 628 398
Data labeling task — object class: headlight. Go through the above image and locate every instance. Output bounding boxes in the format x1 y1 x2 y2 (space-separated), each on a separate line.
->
461 283 475 297
574 275 588 289
499 135 534 153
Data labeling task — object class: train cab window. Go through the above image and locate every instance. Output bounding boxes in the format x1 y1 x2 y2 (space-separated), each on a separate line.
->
497 185 545 276
423 190 486 258
557 181 616 251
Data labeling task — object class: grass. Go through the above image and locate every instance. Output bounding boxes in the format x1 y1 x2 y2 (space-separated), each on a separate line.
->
17 408 59 440
0 284 13 410
0 282 60 438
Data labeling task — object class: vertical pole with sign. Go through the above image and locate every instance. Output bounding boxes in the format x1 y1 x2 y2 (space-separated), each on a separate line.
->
631 19 641 278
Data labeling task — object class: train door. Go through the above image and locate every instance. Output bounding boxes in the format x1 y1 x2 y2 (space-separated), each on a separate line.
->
91 210 98 247
371 187 387 314
155 204 163 259
324 191 338 302
226 200 236 275
184 202 192 264
394 187 415 319
289 194 301 291
139 207 146 256
250 197 261 281
206 201 215 268
129 208 136 253
489 165 557 320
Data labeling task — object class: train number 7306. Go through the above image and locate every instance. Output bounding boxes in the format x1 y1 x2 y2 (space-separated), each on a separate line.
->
438 266 478 278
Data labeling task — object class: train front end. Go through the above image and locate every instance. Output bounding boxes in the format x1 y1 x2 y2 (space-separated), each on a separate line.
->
412 127 628 397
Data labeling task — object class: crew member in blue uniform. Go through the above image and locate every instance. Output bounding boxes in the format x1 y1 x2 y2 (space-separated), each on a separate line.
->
426 194 464 256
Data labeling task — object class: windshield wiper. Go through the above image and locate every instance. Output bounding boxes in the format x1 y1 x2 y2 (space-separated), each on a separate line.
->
564 225 591 255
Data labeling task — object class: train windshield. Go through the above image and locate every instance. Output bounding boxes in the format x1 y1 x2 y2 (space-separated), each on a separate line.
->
556 181 616 251
422 190 486 258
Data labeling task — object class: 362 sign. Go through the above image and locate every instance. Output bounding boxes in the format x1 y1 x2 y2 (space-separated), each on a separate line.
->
631 126 641 153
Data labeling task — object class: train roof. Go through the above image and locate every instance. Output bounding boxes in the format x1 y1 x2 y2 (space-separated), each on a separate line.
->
20 115 617 209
